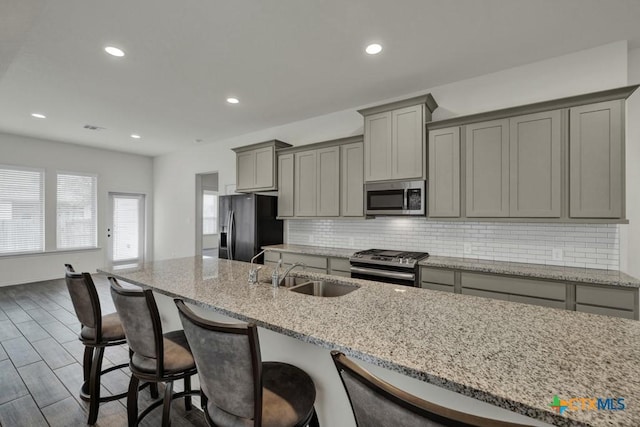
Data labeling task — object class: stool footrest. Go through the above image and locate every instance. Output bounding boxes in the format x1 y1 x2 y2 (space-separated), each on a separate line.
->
136 389 200 424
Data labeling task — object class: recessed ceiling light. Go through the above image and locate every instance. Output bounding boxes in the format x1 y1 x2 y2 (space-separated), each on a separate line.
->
105 46 125 57
365 43 383 55
226 97 239 104
130 134 141 139
31 113 46 119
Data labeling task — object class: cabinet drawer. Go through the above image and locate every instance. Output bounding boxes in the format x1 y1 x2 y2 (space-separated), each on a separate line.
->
420 268 455 285
509 295 566 310
264 251 281 263
462 288 509 301
329 257 351 273
576 304 634 320
575 285 636 311
461 272 565 301
281 253 327 270
421 282 454 293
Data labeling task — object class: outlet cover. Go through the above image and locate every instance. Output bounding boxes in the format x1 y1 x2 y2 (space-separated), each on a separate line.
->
552 248 563 261
464 242 472 255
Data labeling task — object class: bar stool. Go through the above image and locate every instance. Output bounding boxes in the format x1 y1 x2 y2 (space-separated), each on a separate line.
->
64 264 148 425
109 277 198 427
331 351 531 427
175 299 320 427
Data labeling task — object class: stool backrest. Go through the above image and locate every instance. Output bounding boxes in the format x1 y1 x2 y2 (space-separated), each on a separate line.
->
331 351 531 427
109 277 164 375
64 264 102 342
175 299 262 425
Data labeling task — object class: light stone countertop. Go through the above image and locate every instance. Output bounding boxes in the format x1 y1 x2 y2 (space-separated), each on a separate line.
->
100 257 640 427
262 244 640 288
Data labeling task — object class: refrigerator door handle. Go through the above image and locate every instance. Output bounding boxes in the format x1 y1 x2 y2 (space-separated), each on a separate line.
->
229 210 235 260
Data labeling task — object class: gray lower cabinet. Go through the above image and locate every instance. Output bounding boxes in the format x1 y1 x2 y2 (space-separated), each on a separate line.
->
281 253 328 274
569 100 623 218
575 284 637 319
340 142 364 217
465 119 510 217
509 110 562 217
428 127 460 217
329 257 351 277
420 267 455 292
461 272 566 303
264 251 281 269
294 150 318 216
277 153 294 217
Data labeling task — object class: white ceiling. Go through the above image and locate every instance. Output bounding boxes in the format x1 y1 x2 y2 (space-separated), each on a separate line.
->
1 0 640 157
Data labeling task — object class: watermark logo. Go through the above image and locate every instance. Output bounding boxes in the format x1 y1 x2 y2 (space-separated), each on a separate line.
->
548 395 625 415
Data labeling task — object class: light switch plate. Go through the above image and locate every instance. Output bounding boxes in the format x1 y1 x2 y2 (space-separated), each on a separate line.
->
464 242 472 255
552 248 563 261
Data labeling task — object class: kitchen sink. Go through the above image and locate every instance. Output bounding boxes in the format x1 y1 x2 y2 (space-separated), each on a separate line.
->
288 280 359 297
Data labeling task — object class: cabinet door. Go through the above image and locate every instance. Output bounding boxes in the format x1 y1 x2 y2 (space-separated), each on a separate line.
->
294 150 317 216
392 104 424 180
254 147 274 189
428 127 460 217
316 146 340 217
341 142 364 217
364 111 392 182
465 119 509 217
569 100 623 218
236 151 256 191
509 110 561 217
277 153 294 217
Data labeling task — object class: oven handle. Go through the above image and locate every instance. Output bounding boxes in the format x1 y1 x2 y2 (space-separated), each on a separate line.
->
350 266 415 281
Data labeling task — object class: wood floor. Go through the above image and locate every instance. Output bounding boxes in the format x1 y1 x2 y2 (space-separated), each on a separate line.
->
0 275 207 427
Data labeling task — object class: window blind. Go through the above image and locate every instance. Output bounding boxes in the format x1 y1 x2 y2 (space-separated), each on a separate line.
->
57 173 97 249
203 192 218 234
113 196 140 262
0 166 44 254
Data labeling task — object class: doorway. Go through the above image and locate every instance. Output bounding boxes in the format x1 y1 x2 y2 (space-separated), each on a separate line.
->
195 172 219 258
107 192 146 267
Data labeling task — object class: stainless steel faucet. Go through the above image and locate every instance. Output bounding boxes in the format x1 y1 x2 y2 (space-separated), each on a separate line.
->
276 262 306 287
248 250 266 284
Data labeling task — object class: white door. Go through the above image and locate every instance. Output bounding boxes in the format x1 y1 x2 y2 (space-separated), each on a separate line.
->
107 193 145 267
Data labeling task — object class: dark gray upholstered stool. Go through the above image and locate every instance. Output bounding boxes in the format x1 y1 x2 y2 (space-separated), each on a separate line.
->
64 264 154 425
331 351 531 427
175 299 320 427
110 277 198 427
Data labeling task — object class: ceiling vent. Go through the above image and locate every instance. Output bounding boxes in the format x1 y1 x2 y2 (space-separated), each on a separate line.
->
83 125 105 130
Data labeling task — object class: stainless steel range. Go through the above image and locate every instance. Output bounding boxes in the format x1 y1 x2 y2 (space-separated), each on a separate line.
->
349 249 429 287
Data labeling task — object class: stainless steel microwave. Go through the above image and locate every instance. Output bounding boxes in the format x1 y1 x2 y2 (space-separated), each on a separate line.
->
365 180 426 216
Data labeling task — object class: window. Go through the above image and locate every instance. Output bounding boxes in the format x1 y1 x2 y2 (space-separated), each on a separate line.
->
203 191 218 235
0 166 44 254
57 173 97 249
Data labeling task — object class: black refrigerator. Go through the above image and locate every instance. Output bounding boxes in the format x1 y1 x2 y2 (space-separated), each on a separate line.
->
218 194 283 263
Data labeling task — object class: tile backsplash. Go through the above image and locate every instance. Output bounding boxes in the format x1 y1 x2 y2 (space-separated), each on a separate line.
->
286 218 619 270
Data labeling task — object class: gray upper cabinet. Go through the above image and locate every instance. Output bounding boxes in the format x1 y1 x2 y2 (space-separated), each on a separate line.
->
363 111 392 182
233 140 292 192
359 95 437 183
428 127 460 217
509 110 561 217
341 142 364 216
277 153 294 217
570 100 623 218
316 146 340 217
465 119 510 217
392 105 424 180
294 150 317 216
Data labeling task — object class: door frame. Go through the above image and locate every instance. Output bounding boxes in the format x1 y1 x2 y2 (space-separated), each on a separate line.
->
106 192 146 268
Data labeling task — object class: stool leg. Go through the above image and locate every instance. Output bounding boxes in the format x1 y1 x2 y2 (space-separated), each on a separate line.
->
184 376 192 411
127 376 140 427
162 381 174 427
150 382 159 399
87 347 104 425
309 408 319 427
81 346 94 397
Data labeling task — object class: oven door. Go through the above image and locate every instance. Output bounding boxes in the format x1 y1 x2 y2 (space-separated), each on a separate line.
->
350 264 417 287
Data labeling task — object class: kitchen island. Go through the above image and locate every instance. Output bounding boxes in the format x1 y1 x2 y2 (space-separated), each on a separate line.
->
100 257 640 426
